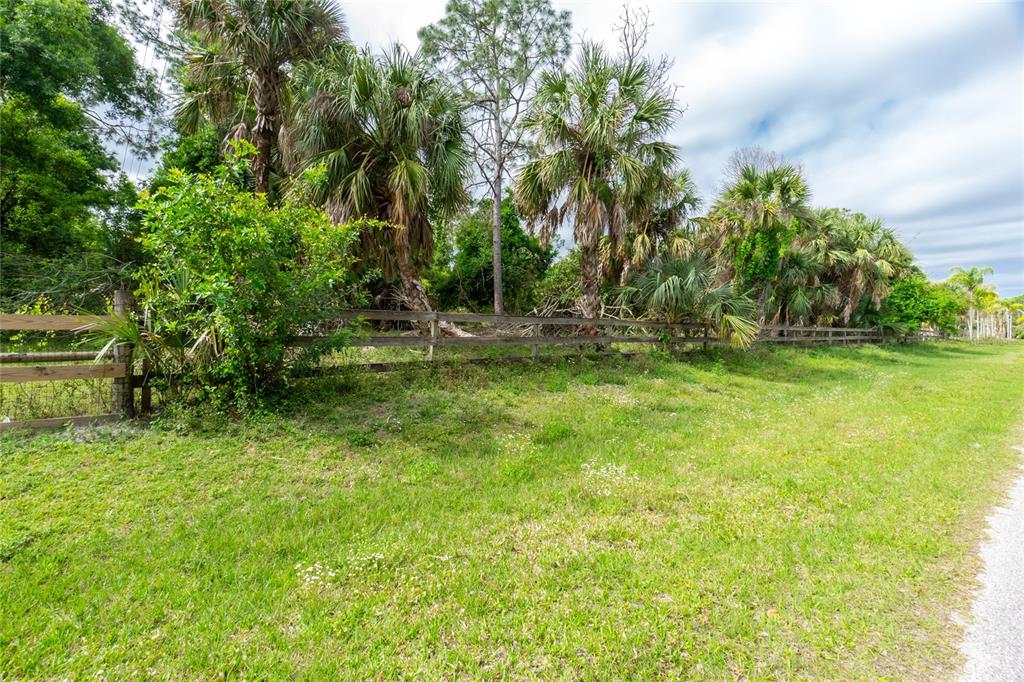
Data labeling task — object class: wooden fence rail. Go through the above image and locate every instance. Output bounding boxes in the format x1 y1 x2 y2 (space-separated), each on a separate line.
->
0 313 113 331
0 351 102 363
2 306 924 431
0 303 131 431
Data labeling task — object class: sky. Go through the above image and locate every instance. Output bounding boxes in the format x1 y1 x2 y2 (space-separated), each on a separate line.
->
131 1 1024 295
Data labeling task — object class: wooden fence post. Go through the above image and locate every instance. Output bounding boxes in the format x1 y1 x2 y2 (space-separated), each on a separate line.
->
428 314 439 362
140 358 152 414
111 289 134 418
531 323 540 362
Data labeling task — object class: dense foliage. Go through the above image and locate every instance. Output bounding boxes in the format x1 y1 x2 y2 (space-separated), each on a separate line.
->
122 148 359 404
709 164 811 289
1 0 1017 410
515 41 680 318
0 0 159 309
618 255 759 346
174 0 347 194
882 273 965 334
292 45 470 311
432 200 553 313
419 0 571 313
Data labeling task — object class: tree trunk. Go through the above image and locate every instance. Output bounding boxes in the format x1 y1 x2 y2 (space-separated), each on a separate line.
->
619 259 632 287
491 176 505 315
393 227 433 313
578 236 601 330
393 226 472 337
491 113 505 315
251 69 280 195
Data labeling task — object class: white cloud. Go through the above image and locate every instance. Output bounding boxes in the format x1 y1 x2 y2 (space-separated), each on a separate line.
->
543 0 1024 294
343 0 442 48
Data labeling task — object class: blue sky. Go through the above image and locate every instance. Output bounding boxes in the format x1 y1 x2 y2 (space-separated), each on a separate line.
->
341 0 1024 295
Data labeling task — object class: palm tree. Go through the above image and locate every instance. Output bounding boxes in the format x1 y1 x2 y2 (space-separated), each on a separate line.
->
704 163 814 287
617 255 759 347
291 45 470 312
948 266 995 339
174 0 347 194
611 169 702 286
949 266 994 298
812 209 912 324
762 244 839 327
515 43 679 320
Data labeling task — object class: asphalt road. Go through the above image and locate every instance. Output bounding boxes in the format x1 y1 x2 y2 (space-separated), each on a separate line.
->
960 445 1024 682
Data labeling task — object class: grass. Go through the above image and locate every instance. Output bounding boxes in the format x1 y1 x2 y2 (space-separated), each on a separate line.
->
2 342 1023 678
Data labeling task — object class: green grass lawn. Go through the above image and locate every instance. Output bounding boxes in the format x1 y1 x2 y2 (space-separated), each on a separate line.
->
2 342 1023 679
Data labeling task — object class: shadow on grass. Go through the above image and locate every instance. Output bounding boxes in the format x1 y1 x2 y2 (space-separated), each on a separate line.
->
268 341 1000 429
26 341 1003 450
669 340 1001 388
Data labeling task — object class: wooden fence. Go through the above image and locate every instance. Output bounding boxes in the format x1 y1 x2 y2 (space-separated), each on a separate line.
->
1 306 899 431
0 291 140 430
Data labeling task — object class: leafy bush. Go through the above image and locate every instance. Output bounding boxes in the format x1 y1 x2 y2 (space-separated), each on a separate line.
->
882 273 966 334
0 97 144 312
122 146 360 406
533 250 582 313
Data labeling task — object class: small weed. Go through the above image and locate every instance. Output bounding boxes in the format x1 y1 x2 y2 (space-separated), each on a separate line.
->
345 429 378 448
533 421 575 445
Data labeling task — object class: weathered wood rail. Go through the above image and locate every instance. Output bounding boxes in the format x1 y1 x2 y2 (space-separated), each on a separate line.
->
0 296 135 431
301 311 883 354
1 306 907 431
0 315 123 388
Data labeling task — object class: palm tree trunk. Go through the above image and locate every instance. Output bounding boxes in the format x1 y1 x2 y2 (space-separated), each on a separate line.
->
393 227 433 313
619 259 633 287
393 225 471 337
251 69 280 195
578 236 601 328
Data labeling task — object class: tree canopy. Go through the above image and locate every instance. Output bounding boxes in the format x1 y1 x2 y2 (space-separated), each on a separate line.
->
0 0 1011 349
419 0 570 313
0 0 160 307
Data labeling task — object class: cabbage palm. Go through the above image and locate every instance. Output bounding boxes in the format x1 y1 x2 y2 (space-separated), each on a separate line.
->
705 163 813 273
515 43 679 319
173 0 347 194
762 245 840 326
611 168 701 285
617 255 759 347
813 209 912 323
292 45 470 311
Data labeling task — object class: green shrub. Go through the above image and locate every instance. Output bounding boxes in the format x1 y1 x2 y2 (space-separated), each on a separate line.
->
882 273 965 334
126 146 361 406
534 249 582 312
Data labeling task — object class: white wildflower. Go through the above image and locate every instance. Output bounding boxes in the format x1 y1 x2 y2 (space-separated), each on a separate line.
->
295 561 338 590
500 432 535 457
581 460 639 496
